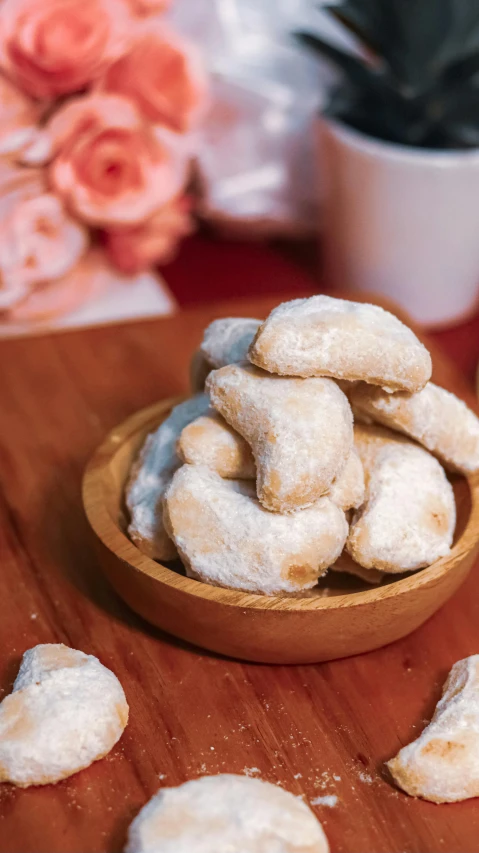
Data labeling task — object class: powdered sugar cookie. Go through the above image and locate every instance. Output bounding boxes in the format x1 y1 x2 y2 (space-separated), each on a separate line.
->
0 644 128 788
347 424 456 572
387 656 479 803
330 551 385 585
327 447 364 511
249 295 431 393
177 409 255 479
125 774 329 853
351 381 479 474
163 466 348 594
126 394 210 560
200 317 262 369
206 363 353 513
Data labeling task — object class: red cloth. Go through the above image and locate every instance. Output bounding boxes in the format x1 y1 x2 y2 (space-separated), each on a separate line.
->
161 235 314 306
163 235 479 386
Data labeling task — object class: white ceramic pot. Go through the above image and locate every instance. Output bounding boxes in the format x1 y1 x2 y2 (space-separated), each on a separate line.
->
319 118 479 326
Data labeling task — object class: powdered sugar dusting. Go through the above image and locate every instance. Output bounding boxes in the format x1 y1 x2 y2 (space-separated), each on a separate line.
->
351 381 479 474
327 445 365 511
249 295 431 393
177 409 255 479
164 465 348 595
206 362 353 513
0 644 128 787
348 424 455 572
201 318 261 368
125 775 330 853
388 655 479 803
310 795 338 808
126 393 210 559
358 771 373 784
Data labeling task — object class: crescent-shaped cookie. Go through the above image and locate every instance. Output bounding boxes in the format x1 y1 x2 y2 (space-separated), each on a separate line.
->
206 363 353 513
351 381 479 474
164 465 348 595
347 424 456 572
126 394 210 560
388 656 479 803
177 408 255 479
249 295 431 393
0 644 128 787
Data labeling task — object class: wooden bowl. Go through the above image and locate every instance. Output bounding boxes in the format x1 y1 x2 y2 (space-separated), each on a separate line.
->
83 397 479 665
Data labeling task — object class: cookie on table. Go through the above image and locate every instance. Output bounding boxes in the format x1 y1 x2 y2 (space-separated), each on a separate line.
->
249 295 431 393
163 465 348 595
125 774 329 853
206 363 353 513
347 424 456 573
388 655 479 803
0 644 128 788
126 393 210 560
177 408 255 479
351 381 479 474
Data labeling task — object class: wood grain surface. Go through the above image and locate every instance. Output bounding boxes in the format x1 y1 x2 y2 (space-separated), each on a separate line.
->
1 293 479 853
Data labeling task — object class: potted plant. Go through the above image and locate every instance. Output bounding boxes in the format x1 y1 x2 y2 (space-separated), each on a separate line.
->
299 0 479 326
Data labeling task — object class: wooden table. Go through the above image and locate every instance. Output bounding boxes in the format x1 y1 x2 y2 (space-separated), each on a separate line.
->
1 294 479 853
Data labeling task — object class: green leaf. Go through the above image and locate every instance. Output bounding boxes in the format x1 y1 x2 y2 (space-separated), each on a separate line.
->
301 0 479 149
323 1 386 54
296 31 379 90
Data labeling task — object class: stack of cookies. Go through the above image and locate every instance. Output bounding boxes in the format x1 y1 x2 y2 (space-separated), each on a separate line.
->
126 295 479 595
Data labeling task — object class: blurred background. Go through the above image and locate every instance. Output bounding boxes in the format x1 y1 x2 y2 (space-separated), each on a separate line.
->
0 0 478 387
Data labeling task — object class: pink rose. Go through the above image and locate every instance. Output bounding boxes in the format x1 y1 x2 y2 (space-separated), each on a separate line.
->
0 194 88 301
49 94 187 226
105 194 194 273
101 27 207 133
0 0 131 99
0 166 48 310
0 73 40 156
7 249 111 323
0 162 45 217
127 0 171 15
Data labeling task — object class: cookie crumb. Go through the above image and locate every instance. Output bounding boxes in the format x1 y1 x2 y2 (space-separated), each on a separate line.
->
310 795 338 808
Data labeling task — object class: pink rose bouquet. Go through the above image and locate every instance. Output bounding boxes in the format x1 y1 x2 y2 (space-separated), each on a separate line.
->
0 0 207 322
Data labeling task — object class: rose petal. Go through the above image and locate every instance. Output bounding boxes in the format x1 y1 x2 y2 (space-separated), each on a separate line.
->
0 0 133 99
101 25 208 133
8 248 111 322
105 194 194 273
50 95 188 226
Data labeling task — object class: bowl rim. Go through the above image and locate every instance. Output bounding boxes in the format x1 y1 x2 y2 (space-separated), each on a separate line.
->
82 397 479 613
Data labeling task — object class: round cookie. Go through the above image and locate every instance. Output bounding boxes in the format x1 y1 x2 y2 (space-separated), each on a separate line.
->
164 465 348 595
0 644 128 787
351 381 479 474
125 774 329 853
249 295 431 393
